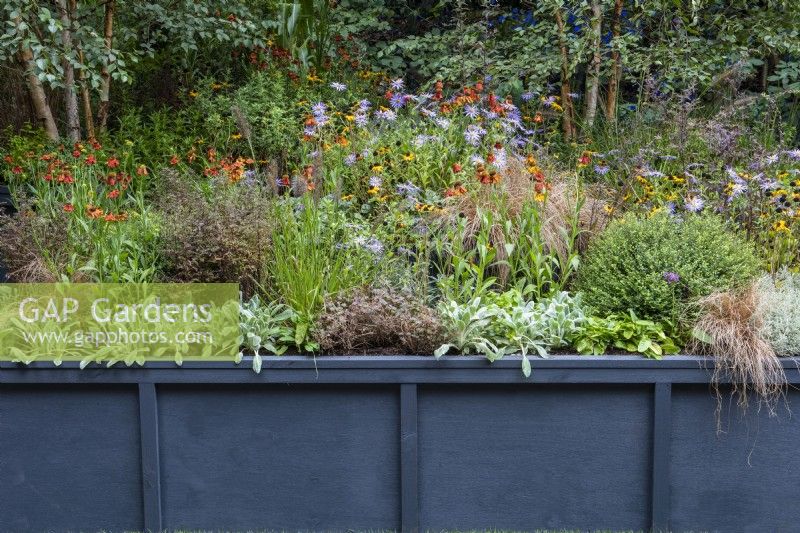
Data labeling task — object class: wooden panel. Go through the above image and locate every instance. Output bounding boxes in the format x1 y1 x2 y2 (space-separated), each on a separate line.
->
0 385 143 533
418 384 652 531
670 386 800 533
158 384 400 530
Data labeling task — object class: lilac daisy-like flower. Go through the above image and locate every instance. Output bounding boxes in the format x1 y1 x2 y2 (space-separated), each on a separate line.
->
375 109 397 121
684 196 705 213
303 125 316 137
397 181 421 198
464 104 480 119
665 201 677 215
389 93 406 109
344 153 358 166
492 148 508 170
542 96 557 106
362 237 384 256
358 99 372 112
521 91 534 102
390 78 405 91
434 118 451 129
729 181 747 198
662 271 680 284
594 164 610 175
470 154 485 165
354 113 368 127
464 124 486 146
311 102 327 117
369 175 382 188
330 82 347 91
785 149 800 161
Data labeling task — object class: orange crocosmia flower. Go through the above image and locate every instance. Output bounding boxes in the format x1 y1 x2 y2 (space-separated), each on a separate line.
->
107 189 120 199
136 165 148 176
452 163 462 173
533 112 543 123
170 155 180 166
85 154 96 165
106 157 120 168
11 166 22 174
3 155 13 164
57 173 74 184
63 203 74 213
72 149 81 158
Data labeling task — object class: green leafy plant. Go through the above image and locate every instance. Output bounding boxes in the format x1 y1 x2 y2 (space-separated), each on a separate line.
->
436 290 585 377
238 294 312 373
575 312 681 359
266 196 384 344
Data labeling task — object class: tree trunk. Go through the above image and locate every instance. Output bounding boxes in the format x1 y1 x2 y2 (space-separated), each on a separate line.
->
17 47 60 141
605 0 623 121
96 0 116 131
554 7 577 141
584 0 603 132
56 0 81 142
70 0 95 140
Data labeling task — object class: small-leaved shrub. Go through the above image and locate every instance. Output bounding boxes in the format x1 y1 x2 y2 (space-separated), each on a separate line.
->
314 286 445 354
576 214 760 321
156 172 272 297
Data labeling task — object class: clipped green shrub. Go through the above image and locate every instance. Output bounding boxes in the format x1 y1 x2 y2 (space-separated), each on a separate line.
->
576 214 760 321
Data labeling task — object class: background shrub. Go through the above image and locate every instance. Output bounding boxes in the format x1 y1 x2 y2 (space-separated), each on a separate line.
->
576 214 760 321
315 286 445 354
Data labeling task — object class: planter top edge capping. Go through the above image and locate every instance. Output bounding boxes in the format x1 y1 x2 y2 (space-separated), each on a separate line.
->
2 354 799 370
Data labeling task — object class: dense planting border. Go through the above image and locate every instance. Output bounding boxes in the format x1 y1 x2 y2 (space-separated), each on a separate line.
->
2 355 799 533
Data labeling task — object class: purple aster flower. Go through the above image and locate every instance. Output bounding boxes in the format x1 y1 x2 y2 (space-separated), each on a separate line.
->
389 93 406 109
464 124 486 146
375 109 397 121
663 272 680 284
311 102 327 117
303 125 316 136
390 78 405 91
594 164 610 175
521 91 534 102
344 153 358 166
785 149 800 161
434 118 451 129
397 181 421 198
464 104 480 119
684 196 705 213
359 237 384 256
354 113 368 127
369 175 382 188
358 99 372 112
330 82 347 91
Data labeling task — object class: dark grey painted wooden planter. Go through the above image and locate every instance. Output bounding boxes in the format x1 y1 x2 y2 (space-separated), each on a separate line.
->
1 355 798 533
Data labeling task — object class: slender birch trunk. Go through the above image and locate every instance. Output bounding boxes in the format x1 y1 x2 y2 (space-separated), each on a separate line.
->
605 0 623 121
554 7 577 141
584 0 603 131
96 0 116 131
56 0 81 141
17 45 60 141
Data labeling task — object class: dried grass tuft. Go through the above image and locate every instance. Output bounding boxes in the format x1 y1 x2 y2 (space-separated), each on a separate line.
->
691 285 786 425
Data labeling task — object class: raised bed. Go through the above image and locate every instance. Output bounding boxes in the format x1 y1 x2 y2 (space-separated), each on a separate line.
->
1 355 798 533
